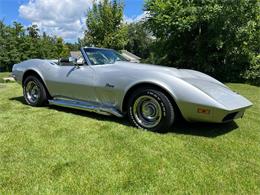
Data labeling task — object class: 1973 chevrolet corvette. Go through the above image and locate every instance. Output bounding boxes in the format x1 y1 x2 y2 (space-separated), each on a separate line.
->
12 47 252 131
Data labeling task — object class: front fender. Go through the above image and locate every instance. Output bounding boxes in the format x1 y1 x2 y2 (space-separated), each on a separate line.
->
120 72 225 121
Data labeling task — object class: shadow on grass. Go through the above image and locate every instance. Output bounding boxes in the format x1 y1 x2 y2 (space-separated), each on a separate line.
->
10 96 238 138
10 96 26 104
170 121 238 138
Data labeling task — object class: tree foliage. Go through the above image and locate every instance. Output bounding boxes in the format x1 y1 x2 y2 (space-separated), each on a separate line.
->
0 21 70 71
125 22 154 59
243 54 260 85
145 0 260 82
84 0 128 50
0 0 259 85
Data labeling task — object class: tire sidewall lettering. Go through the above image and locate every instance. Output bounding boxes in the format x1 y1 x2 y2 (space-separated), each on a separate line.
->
146 91 166 117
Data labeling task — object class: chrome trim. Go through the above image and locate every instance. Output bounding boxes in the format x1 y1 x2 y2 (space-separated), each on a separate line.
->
133 95 162 128
80 47 92 66
11 73 16 79
48 98 124 118
25 81 40 103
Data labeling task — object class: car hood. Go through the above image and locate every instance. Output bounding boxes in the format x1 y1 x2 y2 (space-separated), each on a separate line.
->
119 61 225 86
185 78 253 109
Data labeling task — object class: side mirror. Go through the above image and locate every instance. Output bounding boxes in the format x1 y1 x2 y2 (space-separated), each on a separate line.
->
69 57 78 65
77 58 84 65
59 57 78 66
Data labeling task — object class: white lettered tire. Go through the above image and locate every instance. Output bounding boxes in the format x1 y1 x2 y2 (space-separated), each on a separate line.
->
128 87 175 132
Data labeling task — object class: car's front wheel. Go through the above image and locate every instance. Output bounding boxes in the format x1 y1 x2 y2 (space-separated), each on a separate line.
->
23 75 48 107
128 87 175 132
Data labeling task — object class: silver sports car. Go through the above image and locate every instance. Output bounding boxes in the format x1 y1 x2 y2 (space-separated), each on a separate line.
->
12 47 252 131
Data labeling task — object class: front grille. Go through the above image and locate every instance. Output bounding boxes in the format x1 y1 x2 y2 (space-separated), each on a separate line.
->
222 112 239 122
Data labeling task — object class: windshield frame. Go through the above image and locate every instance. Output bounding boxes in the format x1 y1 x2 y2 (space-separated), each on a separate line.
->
82 47 128 66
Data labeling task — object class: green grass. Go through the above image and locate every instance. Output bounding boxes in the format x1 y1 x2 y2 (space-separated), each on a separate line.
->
0 72 12 83
0 81 259 194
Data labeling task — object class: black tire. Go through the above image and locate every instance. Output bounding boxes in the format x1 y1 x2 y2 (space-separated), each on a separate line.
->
23 75 48 107
128 87 175 132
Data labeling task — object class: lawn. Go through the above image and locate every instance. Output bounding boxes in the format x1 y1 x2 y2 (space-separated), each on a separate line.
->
0 72 12 83
0 74 259 194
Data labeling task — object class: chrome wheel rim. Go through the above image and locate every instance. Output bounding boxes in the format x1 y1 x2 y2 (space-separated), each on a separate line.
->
133 95 162 128
25 81 40 103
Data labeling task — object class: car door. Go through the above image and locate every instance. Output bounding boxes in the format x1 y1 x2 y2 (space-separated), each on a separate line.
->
90 63 126 107
47 63 96 102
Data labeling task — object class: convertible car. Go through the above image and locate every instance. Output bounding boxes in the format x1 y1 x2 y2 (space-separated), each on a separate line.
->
12 47 252 132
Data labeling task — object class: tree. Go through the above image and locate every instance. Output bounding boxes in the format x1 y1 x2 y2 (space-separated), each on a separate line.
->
55 37 70 58
0 22 72 72
66 42 80 51
0 21 25 71
145 0 260 82
27 24 39 39
0 20 8 71
125 22 153 59
84 0 128 50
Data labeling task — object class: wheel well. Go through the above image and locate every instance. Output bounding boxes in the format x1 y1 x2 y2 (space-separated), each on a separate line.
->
22 70 51 98
122 83 182 118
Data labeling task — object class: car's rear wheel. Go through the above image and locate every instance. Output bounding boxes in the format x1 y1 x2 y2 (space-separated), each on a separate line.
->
128 88 175 132
23 76 48 107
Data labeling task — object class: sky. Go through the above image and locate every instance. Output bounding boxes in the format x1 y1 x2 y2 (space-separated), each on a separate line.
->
0 0 145 42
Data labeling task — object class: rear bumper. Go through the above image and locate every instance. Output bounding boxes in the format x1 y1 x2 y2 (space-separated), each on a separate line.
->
11 73 17 81
12 66 23 85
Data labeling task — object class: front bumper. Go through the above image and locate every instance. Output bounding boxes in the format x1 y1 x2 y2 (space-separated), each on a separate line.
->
180 79 253 123
180 102 252 123
213 106 251 123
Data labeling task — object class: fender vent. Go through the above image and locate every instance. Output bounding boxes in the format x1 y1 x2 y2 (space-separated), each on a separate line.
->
222 112 239 122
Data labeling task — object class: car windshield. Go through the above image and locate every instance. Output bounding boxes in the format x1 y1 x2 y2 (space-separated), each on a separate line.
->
84 48 128 65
